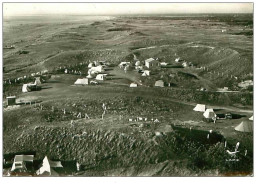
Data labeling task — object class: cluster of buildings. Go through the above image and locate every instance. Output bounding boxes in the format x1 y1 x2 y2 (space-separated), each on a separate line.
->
74 61 108 86
4 155 66 176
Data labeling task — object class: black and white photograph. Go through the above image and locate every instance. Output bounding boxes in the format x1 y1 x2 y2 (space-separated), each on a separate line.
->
1 1 254 180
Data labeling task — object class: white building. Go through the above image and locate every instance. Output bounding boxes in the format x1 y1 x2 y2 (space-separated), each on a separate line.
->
145 58 159 68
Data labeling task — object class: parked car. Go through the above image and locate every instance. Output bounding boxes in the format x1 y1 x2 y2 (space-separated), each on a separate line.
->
225 113 233 119
90 80 98 85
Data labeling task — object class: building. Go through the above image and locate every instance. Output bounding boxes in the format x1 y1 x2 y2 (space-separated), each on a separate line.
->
11 155 34 172
7 96 16 106
96 74 107 81
145 58 159 68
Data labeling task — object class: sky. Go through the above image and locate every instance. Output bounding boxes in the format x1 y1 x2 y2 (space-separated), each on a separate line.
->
3 3 253 16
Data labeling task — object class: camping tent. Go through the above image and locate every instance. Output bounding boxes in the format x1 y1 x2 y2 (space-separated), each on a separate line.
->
160 62 168 66
22 83 38 93
36 156 63 176
91 65 104 73
249 115 253 121
119 62 131 68
22 84 29 93
74 78 89 85
142 70 150 76
193 104 206 112
11 155 34 172
88 63 94 68
155 80 164 87
34 77 41 85
234 121 253 133
135 61 141 66
203 109 216 119
130 83 138 88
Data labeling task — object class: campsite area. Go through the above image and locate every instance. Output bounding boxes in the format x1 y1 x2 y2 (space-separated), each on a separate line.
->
3 13 253 176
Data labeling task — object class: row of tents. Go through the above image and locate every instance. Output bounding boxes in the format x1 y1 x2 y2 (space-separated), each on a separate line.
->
193 104 253 133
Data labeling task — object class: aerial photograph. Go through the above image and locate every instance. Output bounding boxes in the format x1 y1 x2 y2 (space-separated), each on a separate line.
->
2 2 253 177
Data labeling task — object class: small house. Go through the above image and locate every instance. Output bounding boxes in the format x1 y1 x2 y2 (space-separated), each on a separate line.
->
96 74 107 81
11 155 34 172
145 58 159 68
7 96 16 106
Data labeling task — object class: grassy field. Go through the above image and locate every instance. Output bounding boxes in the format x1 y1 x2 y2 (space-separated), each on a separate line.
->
3 14 253 176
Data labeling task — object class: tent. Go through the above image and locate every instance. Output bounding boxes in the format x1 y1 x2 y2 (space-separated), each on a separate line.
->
135 61 141 66
91 65 104 73
11 155 34 172
74 78 89 85
34 77 41 85
22 83 36 93
119 62 131 68
142 70 150 76
193 104 206 112
130 83 138 88
36 156 63 176
235 121 253 133
88 63 94 68
155 80 164 87
249 115 253 121
160 62 168 66
96 74 106 81
203 109 216 119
